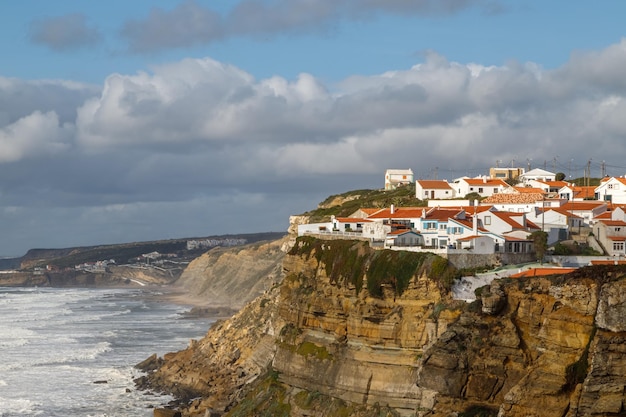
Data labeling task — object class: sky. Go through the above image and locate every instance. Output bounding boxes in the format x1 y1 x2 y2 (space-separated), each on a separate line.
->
1 1 626 256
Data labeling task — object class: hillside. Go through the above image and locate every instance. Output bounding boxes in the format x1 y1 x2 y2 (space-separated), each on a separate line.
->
2 232 285 271
303 183 424 223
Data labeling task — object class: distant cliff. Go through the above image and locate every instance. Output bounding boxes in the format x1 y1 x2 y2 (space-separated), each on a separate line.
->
138 237 626 417
171 236 289 309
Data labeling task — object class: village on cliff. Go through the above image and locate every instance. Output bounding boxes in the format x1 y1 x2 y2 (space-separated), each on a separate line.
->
297 166 626 277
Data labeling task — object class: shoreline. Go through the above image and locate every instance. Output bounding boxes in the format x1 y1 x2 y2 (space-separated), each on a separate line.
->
152 288 240 318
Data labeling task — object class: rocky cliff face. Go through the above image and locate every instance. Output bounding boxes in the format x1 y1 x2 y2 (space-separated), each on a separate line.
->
139 239 626 417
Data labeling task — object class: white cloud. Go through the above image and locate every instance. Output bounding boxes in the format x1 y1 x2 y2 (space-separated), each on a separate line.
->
0 111 72 163
3 39 626 254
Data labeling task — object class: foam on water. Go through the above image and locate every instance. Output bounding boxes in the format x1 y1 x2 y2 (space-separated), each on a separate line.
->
0 287 212 417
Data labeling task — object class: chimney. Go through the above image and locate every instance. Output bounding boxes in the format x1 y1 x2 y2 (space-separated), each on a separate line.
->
473 213 478 234
483 176 487 183
421 209 426 219
390 204 395 215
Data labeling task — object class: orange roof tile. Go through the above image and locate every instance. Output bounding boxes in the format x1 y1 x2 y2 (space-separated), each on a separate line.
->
492 212 526 229
590 260 626 265
514 187 546 194
607 236 626 241
510 268 577 278
335 217 372 223
560 201 606 211
462 178 508 187
416 180 453 190
599 220 626 226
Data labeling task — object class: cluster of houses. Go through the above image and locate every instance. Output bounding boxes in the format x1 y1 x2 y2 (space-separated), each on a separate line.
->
299 167 626 260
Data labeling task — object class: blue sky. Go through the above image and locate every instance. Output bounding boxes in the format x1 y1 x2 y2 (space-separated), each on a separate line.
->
1 0 626 256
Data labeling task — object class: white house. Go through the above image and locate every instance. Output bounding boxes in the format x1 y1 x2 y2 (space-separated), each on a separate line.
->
456 235 496 254
453 177 508 198
415 180 455 200
519 168 557 184
594 177 626 204
560 201 608 226
385 230 424 248
526 207 584 244
558 184 596 201
525 180 570 194
593 219 626 257
385 169 414 190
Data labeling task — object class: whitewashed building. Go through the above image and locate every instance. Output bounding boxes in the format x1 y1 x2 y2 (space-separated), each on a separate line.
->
385 169 414 190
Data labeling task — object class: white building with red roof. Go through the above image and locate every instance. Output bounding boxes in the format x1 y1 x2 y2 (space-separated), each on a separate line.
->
593 219 626 256
415 180 455 200
453 176 508 198
558 184 596 201
594 177 626 204
561 201 608 225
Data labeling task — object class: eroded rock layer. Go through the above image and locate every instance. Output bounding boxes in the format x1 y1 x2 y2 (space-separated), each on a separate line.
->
139 239 626 417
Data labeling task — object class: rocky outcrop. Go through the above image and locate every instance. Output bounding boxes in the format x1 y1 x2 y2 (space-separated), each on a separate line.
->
139 239 626 417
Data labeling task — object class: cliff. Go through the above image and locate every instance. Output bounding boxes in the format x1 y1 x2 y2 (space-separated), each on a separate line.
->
138 238 626 417
170 236 288 309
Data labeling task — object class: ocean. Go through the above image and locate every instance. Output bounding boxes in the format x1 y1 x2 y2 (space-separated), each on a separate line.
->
0 287 213 417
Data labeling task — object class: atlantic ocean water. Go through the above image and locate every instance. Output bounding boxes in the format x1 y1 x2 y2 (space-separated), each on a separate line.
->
0 287 213 416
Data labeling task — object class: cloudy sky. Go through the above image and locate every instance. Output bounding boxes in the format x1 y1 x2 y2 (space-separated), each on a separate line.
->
1 1 626 256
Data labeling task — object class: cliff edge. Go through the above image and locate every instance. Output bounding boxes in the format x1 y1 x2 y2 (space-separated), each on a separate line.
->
138 238 626 417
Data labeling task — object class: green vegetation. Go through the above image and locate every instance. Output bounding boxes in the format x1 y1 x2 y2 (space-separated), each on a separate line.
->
569 177 602 187
296 341 333 360
290 236 459 297
304 184 423 223
225 368 291 417
553 242 602 256
21 232 286 269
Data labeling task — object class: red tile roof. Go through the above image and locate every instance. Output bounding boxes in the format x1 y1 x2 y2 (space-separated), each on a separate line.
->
461 178 508 187
599 220 626 226
509 268 577 278
514 187 546 194
416 180 453 190
560 201 606 211
335 217 372 223
590 260 626 265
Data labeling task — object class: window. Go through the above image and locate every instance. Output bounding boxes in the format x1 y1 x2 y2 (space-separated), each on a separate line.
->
494 189 498 193
478 187 484 193
608 184 614 189
613 242 624 252
440 224 446 230
616 227 622 232
484 216 491 225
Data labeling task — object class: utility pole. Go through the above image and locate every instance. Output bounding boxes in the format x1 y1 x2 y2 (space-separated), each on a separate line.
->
568 159 573 179
601 160 606 178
